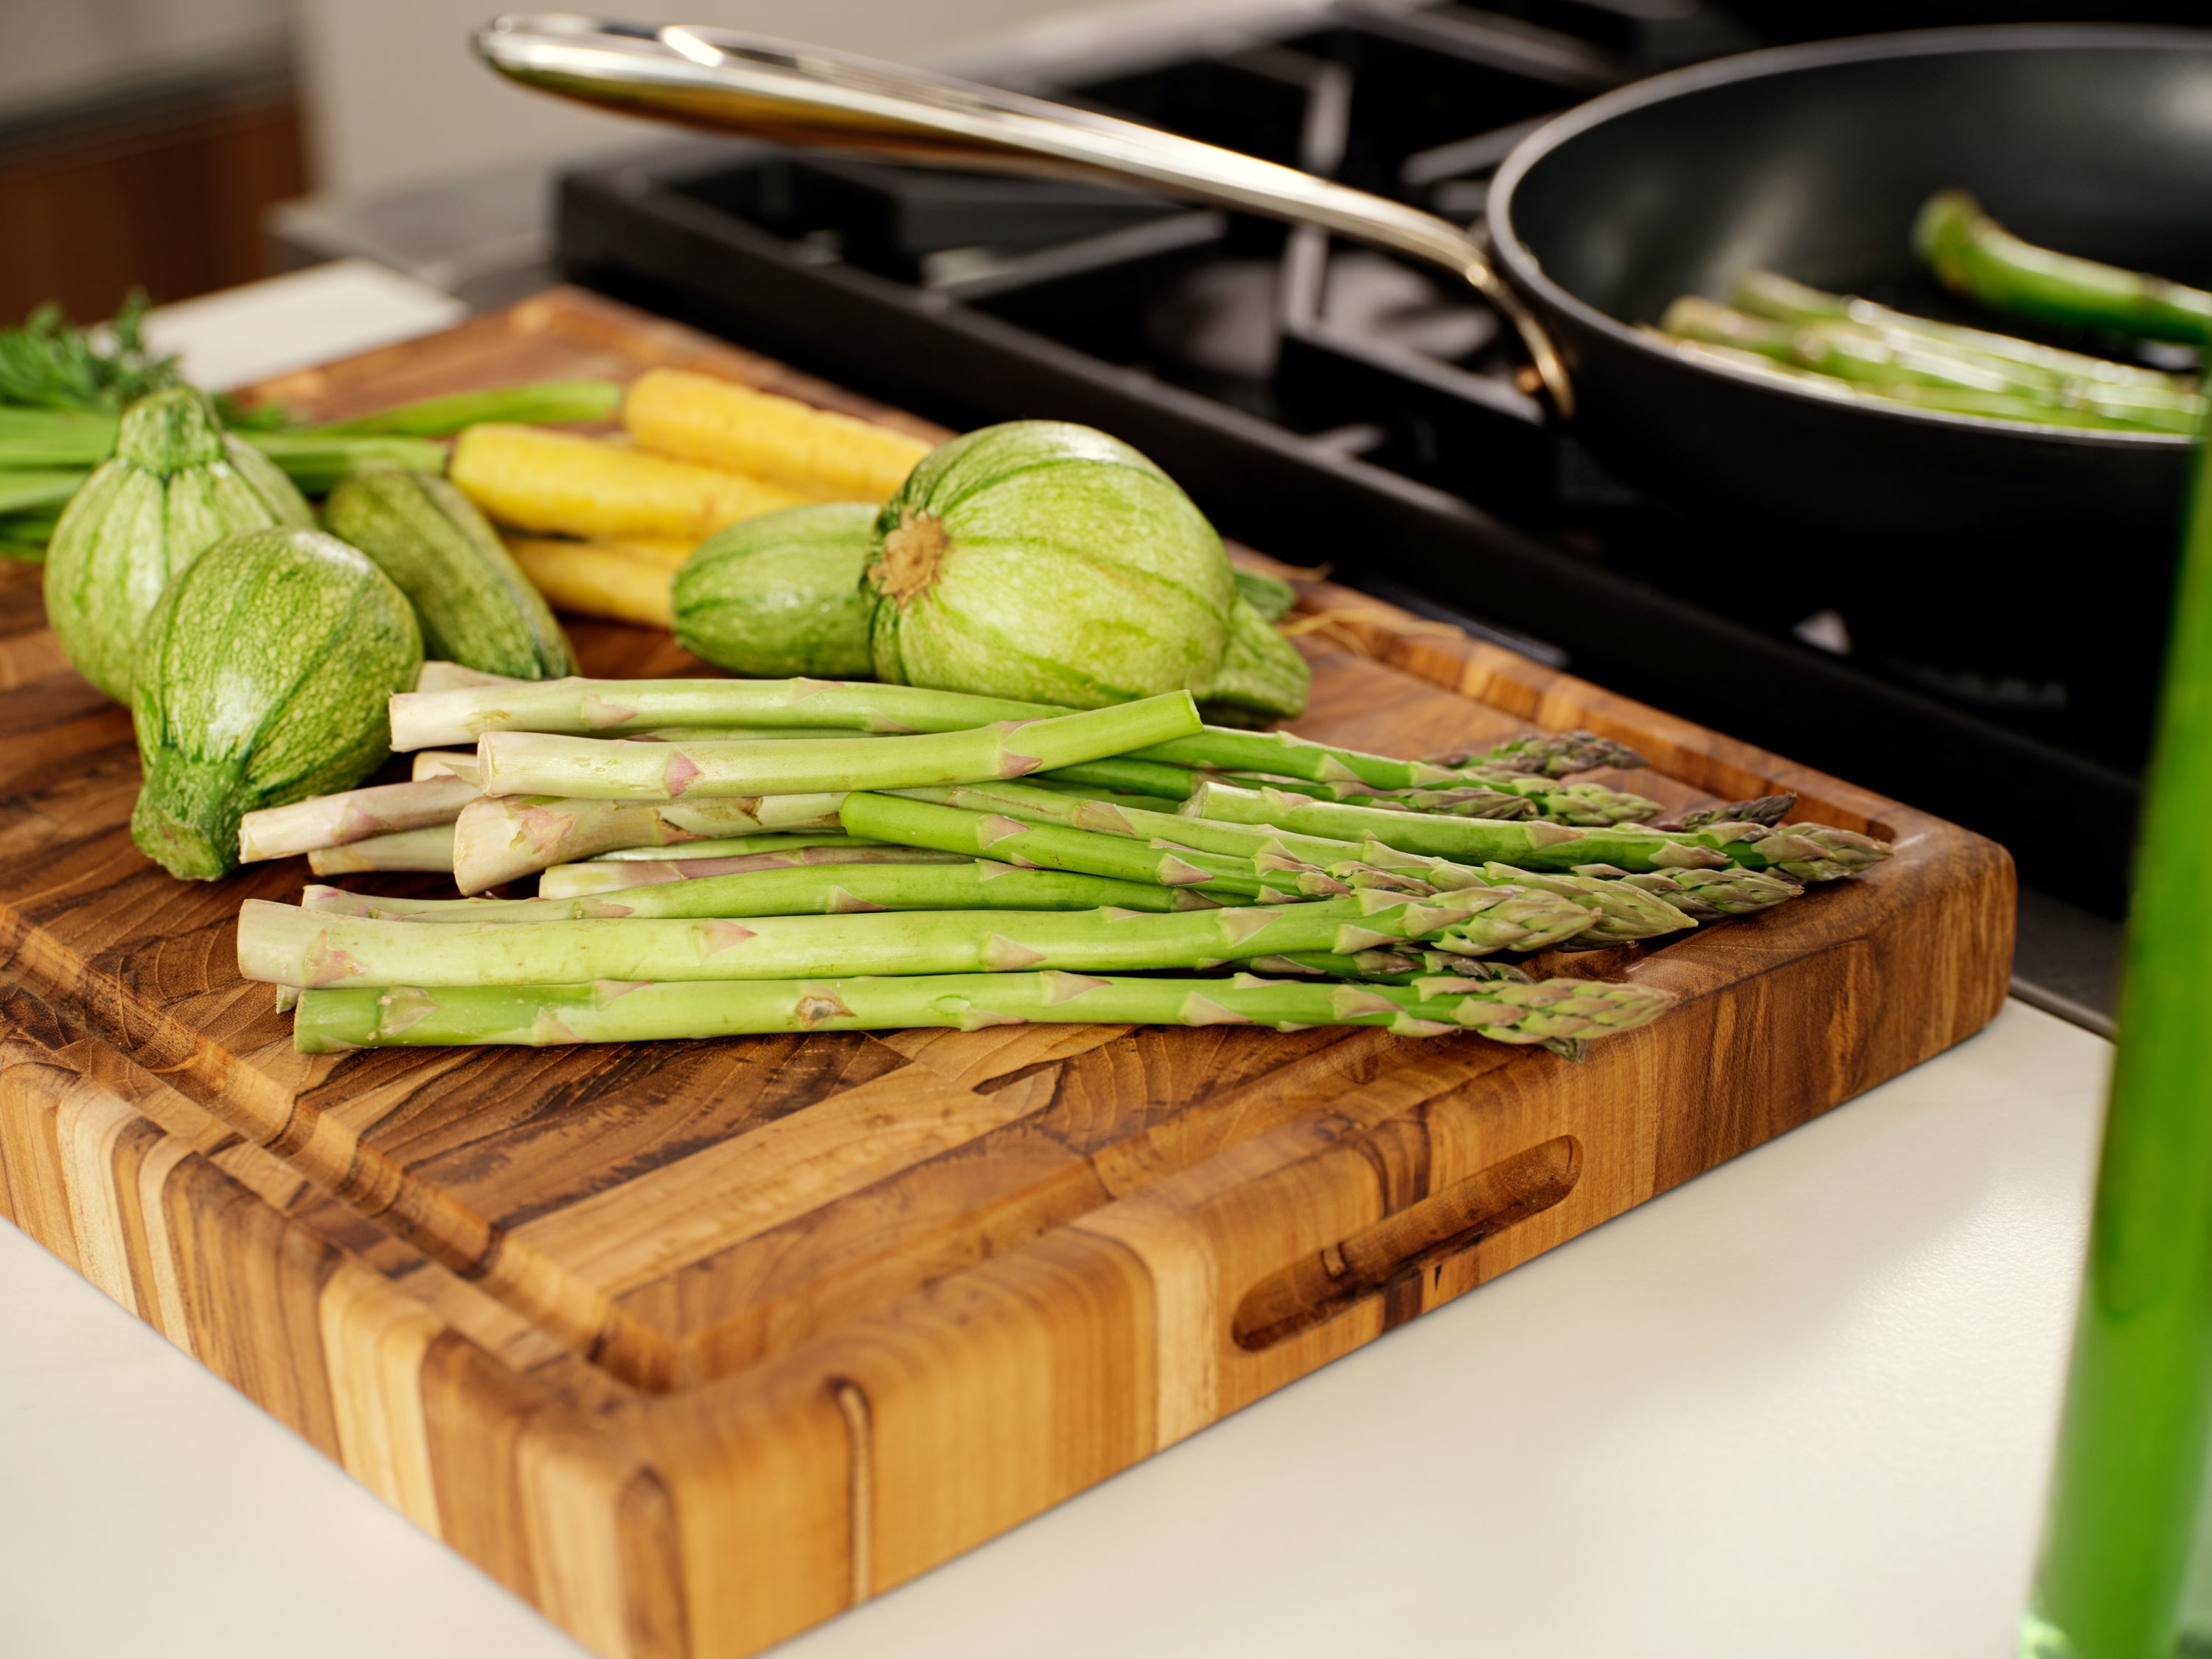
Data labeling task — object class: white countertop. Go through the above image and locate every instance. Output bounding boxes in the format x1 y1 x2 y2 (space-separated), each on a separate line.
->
0 268 2110 1658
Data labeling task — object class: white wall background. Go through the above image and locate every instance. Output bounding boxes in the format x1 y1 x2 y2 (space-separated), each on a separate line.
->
294 0 1125 198
0 0 288 116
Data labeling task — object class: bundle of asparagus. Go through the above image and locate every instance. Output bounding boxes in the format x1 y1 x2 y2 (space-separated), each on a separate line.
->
1646 192 2207 437
239 672 1893 1054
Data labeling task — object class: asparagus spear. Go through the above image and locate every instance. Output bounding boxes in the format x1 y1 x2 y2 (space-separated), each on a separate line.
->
1433 730 1649 776
1036 758 1203 800
1664 793 1796 830
1185 780 1889 879
238 774 480 863
239 888 1517 989
837 791 1341 901
1610 866 1803 921
1731 268 2187 391
902 779 1388 874
473 693 1202 802
315 380 620 436
1653 334 2188 433
633 726 891 743
1250 952 1547 990
1473 864 1694 946
539 844 964 897
1127 728 1459 790
1916 189 2212 347
862 793 1599 952
290 969 1679 1052
389 676 1065 752
1248 948 1426 980
411 751 480 783
302 860 1193 922
600 833 891 861
1228 772 1660 826
538 848 976 895
307 824 456 875
1663 297 2202 432
454 793 846 893
1224 773 1537 820
905 782 1678 952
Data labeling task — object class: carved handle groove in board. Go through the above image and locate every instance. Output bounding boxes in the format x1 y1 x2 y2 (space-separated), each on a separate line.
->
1231 1135 1582 1352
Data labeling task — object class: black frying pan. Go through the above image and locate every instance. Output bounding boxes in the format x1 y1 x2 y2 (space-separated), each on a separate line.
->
1489 24 2212 558
479 19 2211 566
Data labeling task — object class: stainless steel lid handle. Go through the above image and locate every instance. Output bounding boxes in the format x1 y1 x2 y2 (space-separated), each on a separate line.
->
473 13 1573 414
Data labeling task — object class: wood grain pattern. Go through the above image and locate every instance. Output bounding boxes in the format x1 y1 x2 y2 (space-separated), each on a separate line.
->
0 289 2016 1659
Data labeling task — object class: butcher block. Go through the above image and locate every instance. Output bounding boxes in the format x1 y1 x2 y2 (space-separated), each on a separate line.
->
0 290 2014 1659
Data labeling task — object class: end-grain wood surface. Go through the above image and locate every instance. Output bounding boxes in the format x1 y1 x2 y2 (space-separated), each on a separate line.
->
0 290 2015 1659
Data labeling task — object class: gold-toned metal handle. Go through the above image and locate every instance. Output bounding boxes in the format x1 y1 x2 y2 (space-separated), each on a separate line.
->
473 13 1573 414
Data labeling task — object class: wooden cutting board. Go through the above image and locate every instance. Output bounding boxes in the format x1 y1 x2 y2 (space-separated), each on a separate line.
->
0 288 2014 1659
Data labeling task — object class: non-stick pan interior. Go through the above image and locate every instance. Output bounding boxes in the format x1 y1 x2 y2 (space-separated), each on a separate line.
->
1503 31 2212 350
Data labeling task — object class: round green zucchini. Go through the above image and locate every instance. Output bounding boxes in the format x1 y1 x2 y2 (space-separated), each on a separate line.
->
130 526 422 880
863 421 1234 709
44 386 314 702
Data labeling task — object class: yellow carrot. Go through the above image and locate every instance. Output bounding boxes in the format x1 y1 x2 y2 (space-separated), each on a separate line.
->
504 534 677 630
623 367 932 503
451 423 808 542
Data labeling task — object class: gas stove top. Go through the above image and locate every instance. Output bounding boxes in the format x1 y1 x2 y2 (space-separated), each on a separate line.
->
554 0 2154 976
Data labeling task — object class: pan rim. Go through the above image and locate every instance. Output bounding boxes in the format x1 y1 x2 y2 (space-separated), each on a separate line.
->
1487 23 2212 453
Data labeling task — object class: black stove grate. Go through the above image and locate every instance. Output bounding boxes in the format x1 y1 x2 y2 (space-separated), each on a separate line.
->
556 0 2154 913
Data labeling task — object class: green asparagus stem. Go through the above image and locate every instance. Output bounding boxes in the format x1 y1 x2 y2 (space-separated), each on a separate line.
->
239 431 446 493
237 774 480 863
1184 780 1889 879
1223 773 1536 820
290 969 1680 1052
1657 333 2190 434
314 380 621 437
1731 268 2187 391
1665 296 2011 389
453 792 847 893
837 791 1338 901
240 887 1517 989
472 692 1202 803
1664 297 2204 433
1228 771 1661 826
302 859 1192 923
1253 948 1543 982
411 750 480 783
899 782 1640 953
1916 189 2212 347
389 676 1066 752
307 824 455 875
1248 948 1425 981
1435 730 1649 776
1035 757 1203 799
900 779 1385 874
537 846 980 897
0 470 92 512
633 726 893 743
590 832 882 861
1128 727 1458 790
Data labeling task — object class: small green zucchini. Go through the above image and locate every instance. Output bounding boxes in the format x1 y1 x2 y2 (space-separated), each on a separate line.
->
323 467 575 680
